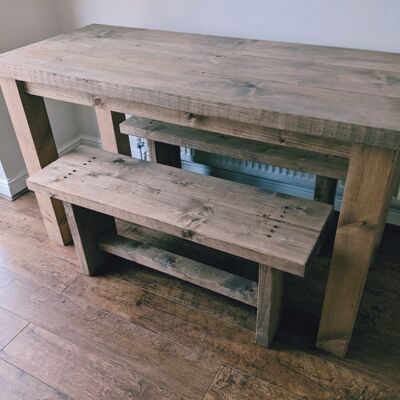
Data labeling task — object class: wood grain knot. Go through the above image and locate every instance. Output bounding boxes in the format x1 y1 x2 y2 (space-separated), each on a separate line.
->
93 97 103 106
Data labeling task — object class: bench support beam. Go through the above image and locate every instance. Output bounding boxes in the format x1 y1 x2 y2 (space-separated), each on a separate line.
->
64 203 116 275
314 176 338 205
98 232 258 306
256 265 284 347
120 116 348 179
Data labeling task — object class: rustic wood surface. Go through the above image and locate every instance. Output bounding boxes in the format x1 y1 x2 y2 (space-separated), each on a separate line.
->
1 23 399 360
26 145 332 275
64 203 116 275
120 222 259 283
24 82 353 158
0 77 71 245
0 192 399 399
256 265 284 347
98 232 258 306
317 145 400 356
121 116 348 179
1 24 400 147
95 108 131 156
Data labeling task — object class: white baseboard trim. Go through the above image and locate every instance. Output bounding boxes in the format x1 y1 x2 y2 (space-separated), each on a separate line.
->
0 178 13 200
80 134 102 148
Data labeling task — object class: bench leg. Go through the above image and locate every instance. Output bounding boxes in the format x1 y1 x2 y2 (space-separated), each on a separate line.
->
256 265 284 347
314 176 338 205
64 203 116 276
148 140 182 168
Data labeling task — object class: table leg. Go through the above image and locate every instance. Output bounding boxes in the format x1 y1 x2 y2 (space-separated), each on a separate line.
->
316 144 400 357
0 78 71 245
95 108 131 156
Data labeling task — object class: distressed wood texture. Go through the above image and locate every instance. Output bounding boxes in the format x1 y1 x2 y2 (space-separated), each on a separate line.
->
120 222 259 284
24 82 352 158
256 265 284 347
121 116 348 178
64 203 116 275
1 23 399 359
0 77 71 245
27 145 332 276
317 145 400 356
98 233 258 306
1 24 400 147
94 108 131 155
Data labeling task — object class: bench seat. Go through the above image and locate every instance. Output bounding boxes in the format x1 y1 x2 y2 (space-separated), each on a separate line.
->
27 145 332 346
120 116 349 179
27 145 331 276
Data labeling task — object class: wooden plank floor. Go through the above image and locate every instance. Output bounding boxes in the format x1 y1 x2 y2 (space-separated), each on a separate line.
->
0 192 399 399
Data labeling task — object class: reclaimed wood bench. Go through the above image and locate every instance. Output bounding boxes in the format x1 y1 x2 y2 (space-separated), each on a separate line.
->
120 116 349 180
121 115 348 205
27 145 332 346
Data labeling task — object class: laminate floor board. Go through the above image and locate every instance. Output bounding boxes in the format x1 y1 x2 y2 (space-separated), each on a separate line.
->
0 192 78 263
1 324 191 400
0 358 70 400
64 259 400 400
0 265 219 399
0 307 28 350
64 272 331 399
0 233 79 292
0 193 399 400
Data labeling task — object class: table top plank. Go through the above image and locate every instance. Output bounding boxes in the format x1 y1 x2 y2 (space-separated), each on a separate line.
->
1 24 400 147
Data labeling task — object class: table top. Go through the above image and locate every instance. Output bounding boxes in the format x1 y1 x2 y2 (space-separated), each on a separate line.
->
1 24 400 148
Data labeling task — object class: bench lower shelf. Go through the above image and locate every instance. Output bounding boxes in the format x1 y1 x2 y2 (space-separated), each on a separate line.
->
98 232 258 307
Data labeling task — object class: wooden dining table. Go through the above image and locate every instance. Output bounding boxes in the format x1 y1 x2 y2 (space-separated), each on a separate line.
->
0 24 399 357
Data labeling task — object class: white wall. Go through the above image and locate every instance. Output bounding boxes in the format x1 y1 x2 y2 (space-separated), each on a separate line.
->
52 0 400 142
0 0 80 198
54 0 400 51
